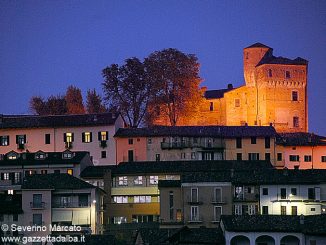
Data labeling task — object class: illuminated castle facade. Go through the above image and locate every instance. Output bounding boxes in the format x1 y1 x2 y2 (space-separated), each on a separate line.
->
154 43 308 133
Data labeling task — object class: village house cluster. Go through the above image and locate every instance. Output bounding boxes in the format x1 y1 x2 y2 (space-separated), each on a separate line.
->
0 43 325 244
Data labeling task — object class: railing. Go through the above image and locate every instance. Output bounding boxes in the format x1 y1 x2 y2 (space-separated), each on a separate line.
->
30 202 46 209
187 198 203 205
188 216 203 223
211 197 225 204
52 202 91 208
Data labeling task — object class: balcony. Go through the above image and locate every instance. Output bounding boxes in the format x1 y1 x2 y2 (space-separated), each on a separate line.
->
187 216 203 223
30 202 46 209
211 197 226 204
187 198 203 205
52 201 91 208
100 140 107 148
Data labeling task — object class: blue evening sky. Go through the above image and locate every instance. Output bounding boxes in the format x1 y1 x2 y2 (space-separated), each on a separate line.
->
0 0 325 134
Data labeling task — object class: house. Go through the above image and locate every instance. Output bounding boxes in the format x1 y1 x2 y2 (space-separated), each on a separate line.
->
220 215 326 245
114 126 276 165
0 113 124 165
21 174 104 238
275 132 326 169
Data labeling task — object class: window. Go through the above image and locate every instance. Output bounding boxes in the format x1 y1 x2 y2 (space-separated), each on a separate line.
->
248 153 259 160
176 209 182 222
134 176 143 185
8 189 14 195
113 196 128 203
35 152 46 159
41 170 47 175
321 156 326 162
14 172 21 184
16 135 26 145
190 206 199 221
148 138 152 144
277 153 283 161
281 206 287 215
265 137 270 148
169 191 174 220
235 186 243 200
209 102 214 111
262 188 268 195
101 151 107 158
181 152 186 159
134 196 151 203
236 153 242 161
292 91 298 101
234 205 242 215
191 188 198 202
308 188 315 200
289 155 300 161
214 206 222 221
304 155 312 162
265 153 271 161
286 71 291 79
251 137 257 144
33 194 43 208
128 138 133 145
235 99 240 107
113 217 127 224
214 188 222 202
291 188 297 196
150 176 158 185
280 188 287 199
82 132 92 143
118 176 128 186
268 69 272 77
0 136 9 146
62 151 73 159
67 169 73 175
128 150 134 162
236 138 242 148
262 206 268 215
3 172 9 180
191 152 196 160
155 153 160 161
64 133 74 143
246 186 254 194
311 208 316 212
98 131 108 141
45 134 51 144
293 116 299 128
33 214 42 225
291 206 297 215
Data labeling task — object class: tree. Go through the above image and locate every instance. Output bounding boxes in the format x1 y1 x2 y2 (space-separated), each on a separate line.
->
144 48 203 126
86 89 107 114
65 85 85 114
102 57 157 127
30 96 47 115
46 95 67 115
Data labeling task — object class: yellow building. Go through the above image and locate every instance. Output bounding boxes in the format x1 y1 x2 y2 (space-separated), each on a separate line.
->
154 43 308 133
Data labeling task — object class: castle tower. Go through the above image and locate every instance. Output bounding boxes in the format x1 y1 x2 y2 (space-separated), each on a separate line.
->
243 43 272 86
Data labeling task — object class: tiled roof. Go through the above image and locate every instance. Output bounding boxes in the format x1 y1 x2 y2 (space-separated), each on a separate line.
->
0 113 120 129
221 215 326 235
22 173 95 190
80 160 273 178
276 132 326 146
204 88 233 99
258 55 308 66
114 126 276 138
245 43 271 49
0 151 89 167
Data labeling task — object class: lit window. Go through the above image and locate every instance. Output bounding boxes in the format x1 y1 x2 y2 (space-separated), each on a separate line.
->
8 190 13 195
64 133 73 143
134 196 151 203
150 176 158 185
0 136 9 146
134 176 143 185
67 169 73 175
99 131 108 141
113 216 127 224
118 176 128 186
292 91 298 101
16 135 26 145
35 152 46 160
113 196 128 203
62 151 73 159
7 152 18 160
82 132 92 143
3 173 10 180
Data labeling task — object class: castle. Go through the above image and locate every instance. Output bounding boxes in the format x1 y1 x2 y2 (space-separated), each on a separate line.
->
154 43 308 133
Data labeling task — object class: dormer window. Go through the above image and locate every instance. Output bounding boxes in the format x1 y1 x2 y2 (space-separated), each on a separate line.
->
62 150 74 159
35 151 47 160
7 151 19 160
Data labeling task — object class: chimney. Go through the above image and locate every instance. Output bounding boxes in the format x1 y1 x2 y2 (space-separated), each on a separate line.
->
227 83 233 90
